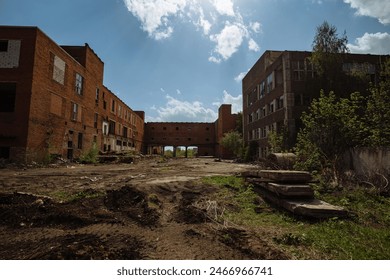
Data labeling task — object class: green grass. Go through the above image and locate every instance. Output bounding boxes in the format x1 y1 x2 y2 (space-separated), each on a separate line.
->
202 175 390 259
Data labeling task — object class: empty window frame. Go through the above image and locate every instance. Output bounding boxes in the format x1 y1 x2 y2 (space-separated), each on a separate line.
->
108 120 116 135
123 126 128 138
0 83 16 112
75 73 83 95
94 113 98 128
71 103 79 121
266 72 274 93
0 40 8 52
77 133 83 149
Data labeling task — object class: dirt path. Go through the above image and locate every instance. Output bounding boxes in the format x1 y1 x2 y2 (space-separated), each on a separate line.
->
0 157 287 260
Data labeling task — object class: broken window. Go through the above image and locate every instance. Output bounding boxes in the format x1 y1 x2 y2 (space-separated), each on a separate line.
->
0 83 16 112
75 73 83 95
71 103 79 121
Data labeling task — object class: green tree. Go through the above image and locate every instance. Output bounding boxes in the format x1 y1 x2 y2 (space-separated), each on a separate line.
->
294 91 365 172
364 59 390 146
311 21 349 94
221 130 243 159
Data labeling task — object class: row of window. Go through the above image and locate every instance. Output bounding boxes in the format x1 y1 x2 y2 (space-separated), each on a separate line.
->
150 137 211 142
247 96 284 124
102 120 133 139
52 54 138 127
292 60 316 81
248 123 277 141
247 72 275 107
150 126 211 131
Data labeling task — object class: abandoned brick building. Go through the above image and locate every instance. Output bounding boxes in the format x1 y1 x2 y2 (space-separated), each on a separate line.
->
0 26 145 162
243 50 388 159
144 104 238 158
0 26 238 163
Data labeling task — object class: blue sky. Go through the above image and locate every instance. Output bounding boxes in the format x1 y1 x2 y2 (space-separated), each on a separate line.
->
1 0 389 122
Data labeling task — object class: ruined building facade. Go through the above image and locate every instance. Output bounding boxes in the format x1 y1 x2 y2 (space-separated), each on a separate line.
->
242 50 388 159
0 26 145 162
0 26 238 163
144 104 238 159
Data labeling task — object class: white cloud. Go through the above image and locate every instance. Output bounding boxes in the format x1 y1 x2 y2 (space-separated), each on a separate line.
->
221 90 242 113
211 0 235 16
248 38 260 52
147 90 242 122
123 0 261 62
249 21 262 33
234 70 248 82
148 95 217 122
123 0 187 40
348 32 390 54
209 23 246 61
176 89 182 95
344 0 390 25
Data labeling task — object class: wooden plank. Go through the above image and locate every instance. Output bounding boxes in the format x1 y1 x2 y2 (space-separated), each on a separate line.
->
258 170 312 183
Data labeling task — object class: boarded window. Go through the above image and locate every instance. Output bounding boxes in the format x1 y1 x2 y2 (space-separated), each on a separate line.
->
53 56 66 84
0 40 21 68
50 93 62 116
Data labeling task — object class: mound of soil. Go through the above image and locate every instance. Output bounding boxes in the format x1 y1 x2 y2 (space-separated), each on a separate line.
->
173 191 209 224
105 186 160 226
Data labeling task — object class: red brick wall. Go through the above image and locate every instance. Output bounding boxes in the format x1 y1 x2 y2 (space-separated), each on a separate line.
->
0 26 145 162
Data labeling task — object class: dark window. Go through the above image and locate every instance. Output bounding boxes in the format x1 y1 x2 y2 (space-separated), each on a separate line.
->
109 120 116 134
77 133 83 149
103 100 107 110
0 40 8 52
116 140 122 146
0 83 16 112
0 147 10 159
94 113 98 128
123 126 128 138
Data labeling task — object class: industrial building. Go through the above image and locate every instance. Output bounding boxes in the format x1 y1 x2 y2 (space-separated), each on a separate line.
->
242 50 388 159
0 26 238 163
0 26 145 162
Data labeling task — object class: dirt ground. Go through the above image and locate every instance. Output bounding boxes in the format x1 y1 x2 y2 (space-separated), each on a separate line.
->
0 157 288 260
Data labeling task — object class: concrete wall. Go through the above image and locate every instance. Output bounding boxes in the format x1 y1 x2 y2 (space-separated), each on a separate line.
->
345 147 390 176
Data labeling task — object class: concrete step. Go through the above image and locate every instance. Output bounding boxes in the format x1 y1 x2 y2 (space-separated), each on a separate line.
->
255 187 348 219
247 178 314 198
242 170 313 183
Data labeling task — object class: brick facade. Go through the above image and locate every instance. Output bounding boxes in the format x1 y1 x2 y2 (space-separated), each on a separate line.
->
0 26 145 162
144 104 238 159
0 26 238 162
243 50 389 159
